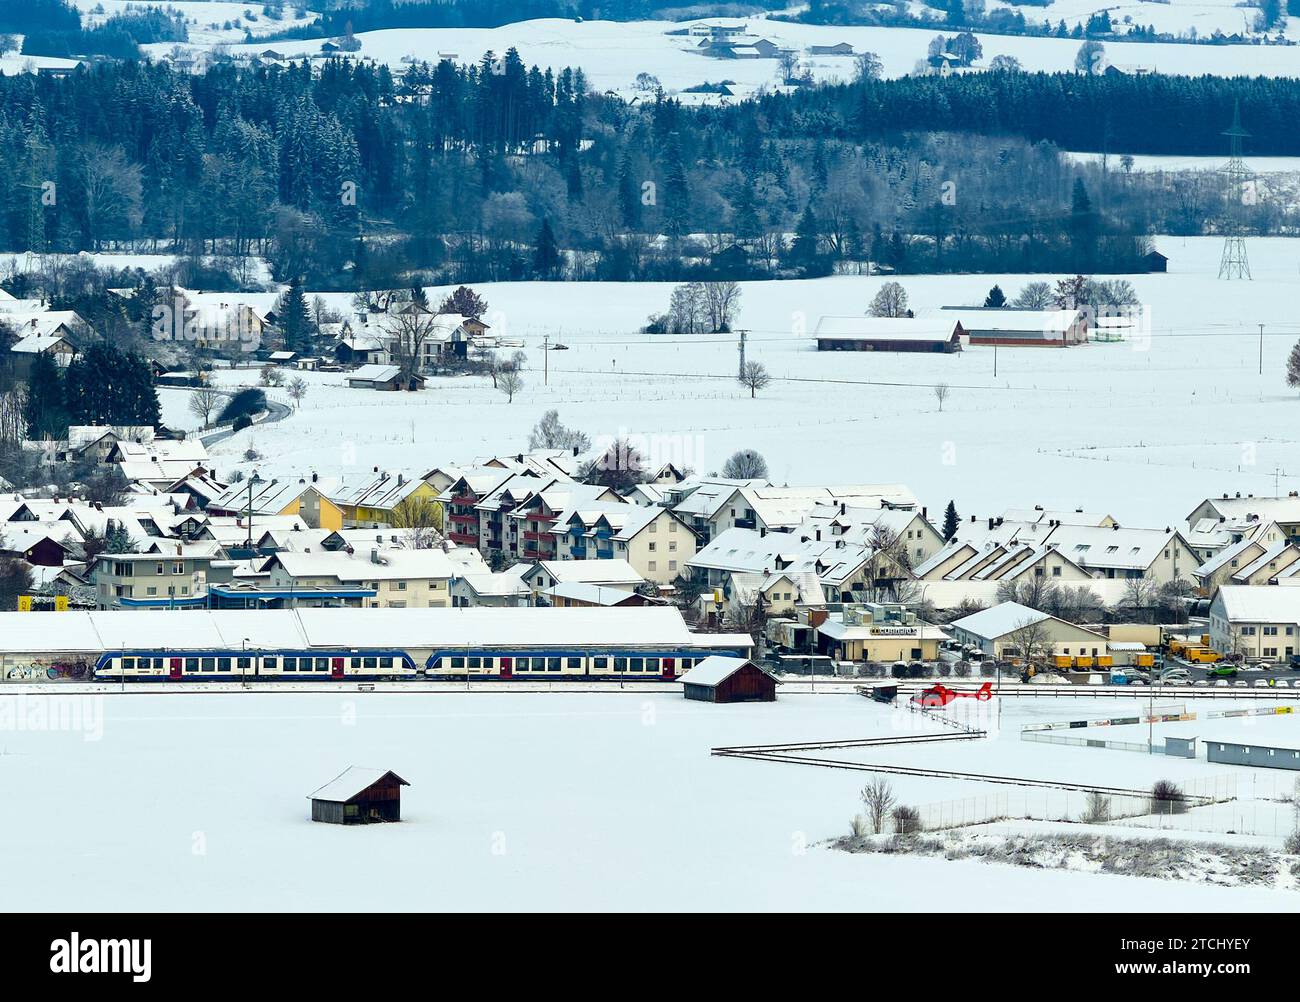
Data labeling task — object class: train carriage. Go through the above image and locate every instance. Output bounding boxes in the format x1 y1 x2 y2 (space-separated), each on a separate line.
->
94 650 419 682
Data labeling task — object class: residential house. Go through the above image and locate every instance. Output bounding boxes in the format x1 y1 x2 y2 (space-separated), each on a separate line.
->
949 601 1111 662
1209 586 1300 661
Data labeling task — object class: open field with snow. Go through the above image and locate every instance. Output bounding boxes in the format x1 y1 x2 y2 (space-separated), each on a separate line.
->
166 234 1300 527
142 13 1300 93
0 689 1296 910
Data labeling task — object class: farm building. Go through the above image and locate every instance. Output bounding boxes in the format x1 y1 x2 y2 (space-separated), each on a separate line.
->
1144 250 1168 272
309 767 410 824
813 317 966 353
345 364 426 391
680 656 777 702
1206 740 1300 771
938 308 1089 346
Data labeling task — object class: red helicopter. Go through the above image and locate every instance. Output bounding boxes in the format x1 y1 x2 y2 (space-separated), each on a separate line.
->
910 682 993 708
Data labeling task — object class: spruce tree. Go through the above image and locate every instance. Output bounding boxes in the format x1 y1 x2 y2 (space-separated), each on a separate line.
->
533 218 560 277
942 500 960 541
984 285 1007 307
276 277 313 354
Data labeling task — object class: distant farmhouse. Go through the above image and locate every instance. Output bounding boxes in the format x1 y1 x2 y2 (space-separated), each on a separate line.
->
813 317 967 353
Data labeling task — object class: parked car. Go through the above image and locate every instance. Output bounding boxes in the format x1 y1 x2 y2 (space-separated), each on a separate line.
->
1290 654 1300 670
1209 665 1238 678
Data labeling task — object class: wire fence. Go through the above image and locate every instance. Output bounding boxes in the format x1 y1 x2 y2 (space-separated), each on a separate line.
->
909 773 1300 839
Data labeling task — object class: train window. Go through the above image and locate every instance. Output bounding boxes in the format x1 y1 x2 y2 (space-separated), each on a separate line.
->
284 658 297 671
315 658 329 672
217 658 231 671
364 657 377 670
351 658 362 670
567 657 582 670
614 657 627 672
237 658 251 672
646 658 660 672
153 658 165 670
428 657 442 670
592 657 608 670
547 657 561 671
451 657 465 669
468 657 482 670
201 658 216 672
185 658 199 673
379 657 392 669
264 657 278 670
121 657 136 671
630 658 644 673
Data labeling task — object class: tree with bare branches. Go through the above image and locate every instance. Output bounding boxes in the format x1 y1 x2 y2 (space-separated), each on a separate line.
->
738 361 771 398
386 310 438 385
498 369 523 402
934 382 949 412
860 778 897 834
188 386 222 428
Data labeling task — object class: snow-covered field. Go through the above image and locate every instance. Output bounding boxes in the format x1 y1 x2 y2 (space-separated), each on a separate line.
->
173 235 1300 527
141 13 1300 93
1 689 1295 910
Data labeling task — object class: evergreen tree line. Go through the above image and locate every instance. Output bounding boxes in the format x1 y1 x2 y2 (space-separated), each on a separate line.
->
0 58 1296 287
22 344 160 440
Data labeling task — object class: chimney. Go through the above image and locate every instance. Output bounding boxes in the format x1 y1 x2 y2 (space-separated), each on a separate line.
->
815 529 821 541
373 465 380 473
175 543 182 556
1112 523 1119 531
370 548 380 564
572 445 579 456
840 502 846 515
921 506 927 519
760 527 767 537
312 472 318 483
970 515 976 523
987 518 994 529
398 473 406 486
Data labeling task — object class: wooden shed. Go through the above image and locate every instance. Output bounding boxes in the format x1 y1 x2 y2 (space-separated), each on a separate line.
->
309 767 410 824
680 656 777 703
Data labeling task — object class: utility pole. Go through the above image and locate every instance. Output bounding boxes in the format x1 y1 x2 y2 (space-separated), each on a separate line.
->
543 332 549 385
737 329 748 379
993 343 998 380
1259 323 1264 375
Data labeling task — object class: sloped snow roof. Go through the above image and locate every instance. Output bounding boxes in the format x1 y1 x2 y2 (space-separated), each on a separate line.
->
813 317 961 342
1213 585 1300 624
308 766 408 803
679 655 769 687
950 601 1052 639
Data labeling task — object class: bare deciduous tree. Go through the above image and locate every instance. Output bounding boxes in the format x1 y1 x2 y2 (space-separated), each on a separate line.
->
703 281 742 332
934 382 949 412
287 376 308 410
868 281 909 318
188 386 222 428
861 778 897 834
721 448 768 479
738 361 771 398
386 310 438 385
498 370 523 402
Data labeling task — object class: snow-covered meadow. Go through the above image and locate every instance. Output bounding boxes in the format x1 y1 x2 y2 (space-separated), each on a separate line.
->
144 11 1300 94
1 688 1296 911
166 235 1300 527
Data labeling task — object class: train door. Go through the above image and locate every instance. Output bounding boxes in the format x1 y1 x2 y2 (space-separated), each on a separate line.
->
169 657 182 680
662 657 675 680
500 656 512 679
331 657 344 680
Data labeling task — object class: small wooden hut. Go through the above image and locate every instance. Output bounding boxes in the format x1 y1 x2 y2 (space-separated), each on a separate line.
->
309 767 409 824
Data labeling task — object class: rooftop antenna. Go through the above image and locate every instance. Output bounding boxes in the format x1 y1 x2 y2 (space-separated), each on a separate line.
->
1218 100 1253 280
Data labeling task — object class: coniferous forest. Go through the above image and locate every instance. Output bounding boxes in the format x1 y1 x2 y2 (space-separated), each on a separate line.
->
1 51 1299 290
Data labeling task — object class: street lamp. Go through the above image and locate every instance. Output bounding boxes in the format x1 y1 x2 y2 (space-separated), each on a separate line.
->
241 637 251 689
244 472 266 552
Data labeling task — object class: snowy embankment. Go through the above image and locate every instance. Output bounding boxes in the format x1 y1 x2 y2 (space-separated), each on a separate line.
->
183 234 1300 526
0 690 1295 910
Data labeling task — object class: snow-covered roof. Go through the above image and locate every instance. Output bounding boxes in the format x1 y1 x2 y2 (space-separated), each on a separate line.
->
813 317 962 342
1213 585 1300 625
679 655 771 687
541 582 645 606
525 558 644 587
0 607 753 654
940 309 1083 336
949 601 1052 639
347 364 403 383
308 766 408 803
